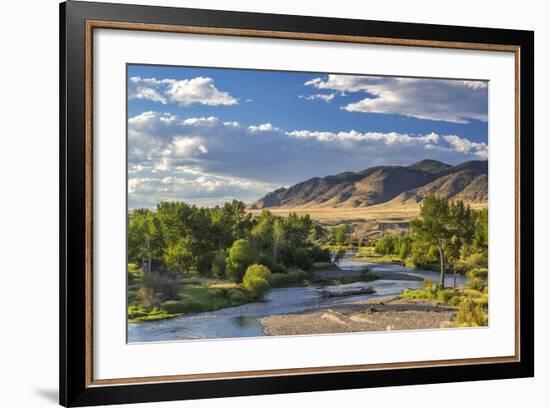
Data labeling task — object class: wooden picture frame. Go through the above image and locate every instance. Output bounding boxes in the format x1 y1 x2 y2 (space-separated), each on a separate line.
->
60 1 534 406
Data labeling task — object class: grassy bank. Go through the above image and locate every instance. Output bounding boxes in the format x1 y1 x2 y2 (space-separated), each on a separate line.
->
401 274 488 327
128 264 315 323
128 277 250 323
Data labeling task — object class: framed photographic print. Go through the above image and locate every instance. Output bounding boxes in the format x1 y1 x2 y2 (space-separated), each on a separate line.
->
59 1 534 406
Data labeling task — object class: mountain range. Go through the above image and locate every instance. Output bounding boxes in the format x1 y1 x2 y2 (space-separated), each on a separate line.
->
249 159 488 210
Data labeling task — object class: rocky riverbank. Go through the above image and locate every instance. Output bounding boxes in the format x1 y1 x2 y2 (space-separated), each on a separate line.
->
259 296 457 335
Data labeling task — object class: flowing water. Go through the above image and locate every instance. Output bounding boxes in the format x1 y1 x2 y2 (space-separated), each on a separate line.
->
128 253 465 343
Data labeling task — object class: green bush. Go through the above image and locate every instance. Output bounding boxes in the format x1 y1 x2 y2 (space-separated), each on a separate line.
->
401 289 423 300
422 279 439 299
271 262 288 274
475 294 489 309
269 269 309 287
128 264 142 285
257 254 275 270
293 247 313 271
437 289 457 304
228 289 248 305
269 273 290 287
242 264 272 299
287 268 309 281
463 252 488 269
454 299 488 327
466 277 486 291
160 298 204 314
465 267 488 291
128 263 140 272
467 268 488 280
310 247 331 263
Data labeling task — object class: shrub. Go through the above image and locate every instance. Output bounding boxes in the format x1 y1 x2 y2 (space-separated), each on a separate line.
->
269 269 309 287
310 246 331 263
160 298 204 314
128 264 142 285
128 263 140 272
466 278 484 291
242 264 272 299
211 249 227 278
269 273 289 287
401 289 423 300
228 289 248 305
271 262 288 274
466 268 487 291
374 234 398 255
475 293 489 309
288 268 309 280
437 289 457 304
138 273 178 308
257 254 275 270
467 268 488 280
454 299 488 327
292 247 313 271
422 279 439 299
463 252 488 269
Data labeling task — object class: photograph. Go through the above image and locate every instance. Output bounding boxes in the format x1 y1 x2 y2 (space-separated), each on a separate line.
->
56 1 534 405
126 65 490 343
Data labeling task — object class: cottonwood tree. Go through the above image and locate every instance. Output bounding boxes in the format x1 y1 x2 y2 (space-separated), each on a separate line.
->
333 224 348 246
410 195 452 289
272 218 285 260
225 239 255 282
447 200 475 288
128 209 160 274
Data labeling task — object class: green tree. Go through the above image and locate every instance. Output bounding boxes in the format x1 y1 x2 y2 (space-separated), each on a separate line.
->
375 234 397 255
242 264 272 299
334 224 348 246
473 208 489 257
163 236 195 275
128 209 160 273
226 239 255 281
211 249 227 278
447 200 475 287
250 210 274 251
398 236 412 261
410 195 452 289
211 200 252 246
272 218 285 261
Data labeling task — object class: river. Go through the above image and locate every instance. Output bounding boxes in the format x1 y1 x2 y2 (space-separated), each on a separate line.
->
127 253 465 343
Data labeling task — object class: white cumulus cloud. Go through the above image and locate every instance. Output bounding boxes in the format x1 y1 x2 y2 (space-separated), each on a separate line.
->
128 76 238 107
443 135 488 159
305 74 488 123
247 123 281 132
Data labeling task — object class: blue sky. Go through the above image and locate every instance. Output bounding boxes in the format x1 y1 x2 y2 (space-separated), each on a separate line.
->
127 64 488 208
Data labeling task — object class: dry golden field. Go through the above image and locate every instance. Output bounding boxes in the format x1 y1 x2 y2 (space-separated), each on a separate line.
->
247 202 488 237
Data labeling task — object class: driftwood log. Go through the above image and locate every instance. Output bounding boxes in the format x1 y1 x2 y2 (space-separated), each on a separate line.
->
319 286 375 298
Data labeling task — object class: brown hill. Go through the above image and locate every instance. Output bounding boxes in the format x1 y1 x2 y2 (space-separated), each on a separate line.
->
249 159 488 210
